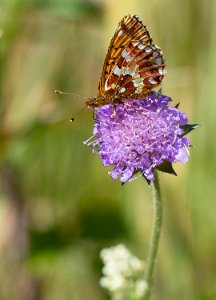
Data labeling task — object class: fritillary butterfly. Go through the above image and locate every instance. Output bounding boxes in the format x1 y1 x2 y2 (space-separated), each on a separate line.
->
86 14 166 108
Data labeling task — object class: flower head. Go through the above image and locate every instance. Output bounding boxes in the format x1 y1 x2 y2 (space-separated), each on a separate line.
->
85 92 195 183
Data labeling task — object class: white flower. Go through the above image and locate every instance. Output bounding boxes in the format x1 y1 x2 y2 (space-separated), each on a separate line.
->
99 244 146 299
100 275 126 292
129 256 145 272
134 279 148 297
100 244 131 264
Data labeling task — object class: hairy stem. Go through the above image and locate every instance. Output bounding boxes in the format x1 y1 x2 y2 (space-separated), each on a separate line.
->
143 171 163 299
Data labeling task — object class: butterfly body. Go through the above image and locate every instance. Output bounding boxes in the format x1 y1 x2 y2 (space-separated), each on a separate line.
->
86 14 166 109
86 95 123 108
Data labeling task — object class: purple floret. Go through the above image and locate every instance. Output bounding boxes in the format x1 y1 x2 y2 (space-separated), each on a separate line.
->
85 92 190 183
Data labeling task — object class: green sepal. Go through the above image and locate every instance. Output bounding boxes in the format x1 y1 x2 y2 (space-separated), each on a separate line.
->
156 160 177 176
180 124 200 136
142 174 151 185
156 88 162 98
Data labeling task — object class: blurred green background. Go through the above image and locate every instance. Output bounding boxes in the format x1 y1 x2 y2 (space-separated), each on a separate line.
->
0 0 214 299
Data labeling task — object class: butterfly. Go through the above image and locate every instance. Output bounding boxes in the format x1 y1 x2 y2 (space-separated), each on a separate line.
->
86 14 166 108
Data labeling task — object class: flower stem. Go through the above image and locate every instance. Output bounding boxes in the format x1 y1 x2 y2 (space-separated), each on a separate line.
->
143 171 163 300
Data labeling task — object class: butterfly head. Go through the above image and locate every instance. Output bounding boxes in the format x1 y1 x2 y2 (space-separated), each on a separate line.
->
85 97 98 108
86 96 109 108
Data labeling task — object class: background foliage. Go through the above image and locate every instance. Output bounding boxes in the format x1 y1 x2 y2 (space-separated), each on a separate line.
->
0 0 215 299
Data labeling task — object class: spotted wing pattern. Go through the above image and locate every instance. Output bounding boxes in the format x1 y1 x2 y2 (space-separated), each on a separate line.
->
97 15 165 101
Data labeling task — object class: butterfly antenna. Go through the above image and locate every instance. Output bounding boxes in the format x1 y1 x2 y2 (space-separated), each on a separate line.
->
55 89 89 122
70 105 87 123
55 89 88 100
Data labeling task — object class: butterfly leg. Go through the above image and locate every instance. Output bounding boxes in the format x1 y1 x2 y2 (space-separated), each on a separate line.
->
92 110 100 124
112 104 125 127
123 102 140 115
113 104 117 118
123 102 132 108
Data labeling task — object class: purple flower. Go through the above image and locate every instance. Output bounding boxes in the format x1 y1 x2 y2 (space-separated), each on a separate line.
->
85 92 195 183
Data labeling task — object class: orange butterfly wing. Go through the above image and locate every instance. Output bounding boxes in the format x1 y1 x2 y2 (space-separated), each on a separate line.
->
97 15 165 100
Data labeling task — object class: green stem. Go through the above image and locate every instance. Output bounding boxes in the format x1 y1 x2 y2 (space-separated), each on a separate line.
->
143 171 163 300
